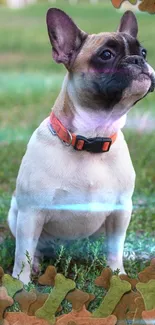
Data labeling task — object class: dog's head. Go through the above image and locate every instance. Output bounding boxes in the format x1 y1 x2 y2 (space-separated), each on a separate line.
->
46 8 155 117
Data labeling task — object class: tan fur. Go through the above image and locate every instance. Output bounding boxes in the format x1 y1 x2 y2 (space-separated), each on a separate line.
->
74 33 120 72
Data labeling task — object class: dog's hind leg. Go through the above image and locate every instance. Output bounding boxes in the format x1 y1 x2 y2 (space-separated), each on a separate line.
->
105 199 132 274
89 223 105 240
7 193 18 237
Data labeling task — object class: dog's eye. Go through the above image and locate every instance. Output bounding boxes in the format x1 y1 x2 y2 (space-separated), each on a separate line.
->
141 49 147 59
99 50 114 61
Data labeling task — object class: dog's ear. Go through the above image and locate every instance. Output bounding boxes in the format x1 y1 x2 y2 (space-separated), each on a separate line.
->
117 10 138 38
46 8 87 68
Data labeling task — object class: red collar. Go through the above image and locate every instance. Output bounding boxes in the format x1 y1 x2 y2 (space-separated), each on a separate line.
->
49 112 117 153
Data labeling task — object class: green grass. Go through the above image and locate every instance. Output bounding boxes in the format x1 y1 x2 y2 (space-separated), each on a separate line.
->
0 0 155 305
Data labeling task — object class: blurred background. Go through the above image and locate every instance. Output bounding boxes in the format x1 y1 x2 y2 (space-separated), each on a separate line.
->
0 0 155 282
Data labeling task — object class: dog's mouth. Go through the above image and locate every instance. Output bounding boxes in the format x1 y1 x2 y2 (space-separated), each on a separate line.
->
142 73 155 93
141 68 155 93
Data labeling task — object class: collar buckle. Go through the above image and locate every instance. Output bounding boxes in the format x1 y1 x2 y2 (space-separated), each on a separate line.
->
74 135 112 153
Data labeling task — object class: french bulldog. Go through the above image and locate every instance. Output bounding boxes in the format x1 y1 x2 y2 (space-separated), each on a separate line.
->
8 8 155 284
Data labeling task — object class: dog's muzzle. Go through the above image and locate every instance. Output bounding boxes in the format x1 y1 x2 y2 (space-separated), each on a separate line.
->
122 55 155 93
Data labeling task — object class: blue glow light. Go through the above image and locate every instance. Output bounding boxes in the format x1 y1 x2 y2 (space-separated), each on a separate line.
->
48 202 131 212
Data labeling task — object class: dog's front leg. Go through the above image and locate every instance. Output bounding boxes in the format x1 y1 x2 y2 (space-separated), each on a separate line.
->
12 209 45 284
105 199 132 274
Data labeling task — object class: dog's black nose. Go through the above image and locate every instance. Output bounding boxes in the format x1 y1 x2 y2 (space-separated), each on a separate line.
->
125 55 145 67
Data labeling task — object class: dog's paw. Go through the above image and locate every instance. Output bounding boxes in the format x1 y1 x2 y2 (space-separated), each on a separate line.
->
118 267 126 275
107 259 126 275
12 271 31 285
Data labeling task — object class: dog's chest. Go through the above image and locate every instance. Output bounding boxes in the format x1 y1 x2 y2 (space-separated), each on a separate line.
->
40 151 126 239
44 148 123 207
